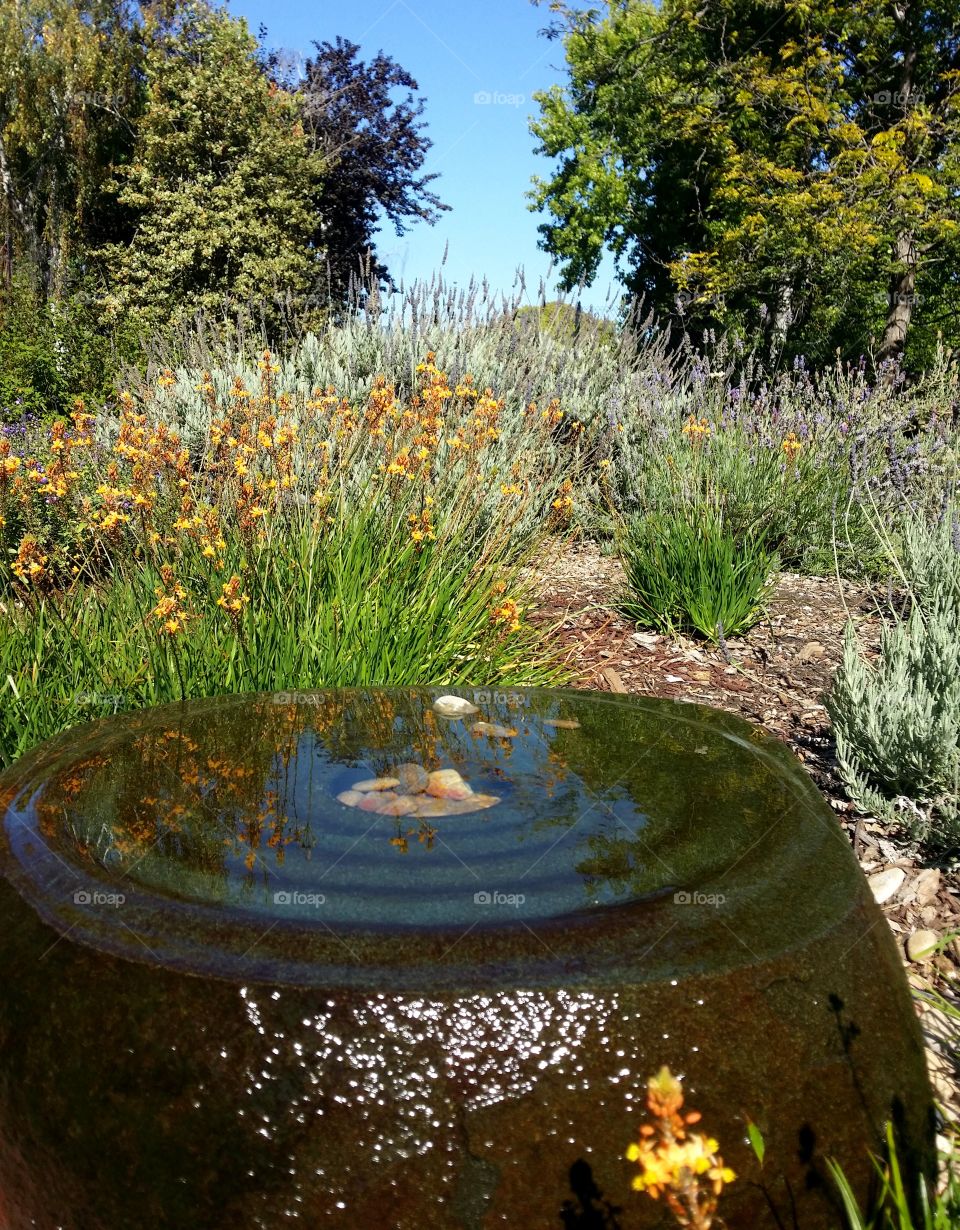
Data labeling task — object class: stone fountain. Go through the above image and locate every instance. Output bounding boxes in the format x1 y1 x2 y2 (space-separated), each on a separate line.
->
0 688 933 1228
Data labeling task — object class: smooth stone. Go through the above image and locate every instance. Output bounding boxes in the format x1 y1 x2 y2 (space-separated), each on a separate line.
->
869 867 906 904
796 641 825 662
543 718 580 729
336 789 364 806
372 795 421 817
471 722 518 738
357 792 399 813
432 695 479 718
353 777 401 792
915 867 941 907
411 796 459 817
395 763 430 795
907 929 939 962
411 794 501 818
426 769 474 801
452 793 500 813
0 686 934 1229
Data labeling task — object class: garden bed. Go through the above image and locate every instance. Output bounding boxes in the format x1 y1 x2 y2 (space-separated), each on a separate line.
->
530 538 960 1133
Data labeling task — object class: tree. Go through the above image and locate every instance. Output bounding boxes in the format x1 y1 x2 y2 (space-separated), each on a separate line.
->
0 0 143 297
99 3 325 331
529 0 960 366
298 36 449 300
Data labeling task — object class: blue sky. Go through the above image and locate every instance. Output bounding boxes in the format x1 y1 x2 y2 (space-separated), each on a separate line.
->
229 0 618 310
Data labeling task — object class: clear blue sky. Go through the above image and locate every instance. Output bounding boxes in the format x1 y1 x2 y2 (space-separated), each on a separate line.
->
228 0 618 310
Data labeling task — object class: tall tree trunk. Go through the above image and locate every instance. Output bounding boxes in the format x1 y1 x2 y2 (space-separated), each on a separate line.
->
879 231 916 362
770 280 794 349
878 6 918 363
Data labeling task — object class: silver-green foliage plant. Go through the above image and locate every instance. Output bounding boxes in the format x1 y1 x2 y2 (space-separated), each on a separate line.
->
828 594 960 851
897 502 960 611
125 278 960 559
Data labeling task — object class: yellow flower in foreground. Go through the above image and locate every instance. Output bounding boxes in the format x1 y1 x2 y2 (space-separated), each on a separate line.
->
626 1067 734 1228
11 535 48 586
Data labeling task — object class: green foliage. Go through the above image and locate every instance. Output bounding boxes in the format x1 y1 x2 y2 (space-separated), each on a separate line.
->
530 0 960 366
830 1123 960 1230
619 509 777 641
614 409 876 576
99 5 324 333
827 503 960 850
896 504 960 611
828 605 960 851
0 274 135 417
0 504 565 771
127 278 960 559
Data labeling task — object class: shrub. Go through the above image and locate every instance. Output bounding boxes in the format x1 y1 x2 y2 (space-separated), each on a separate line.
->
827 605 960 851
895 501 960 611
619 508 778 642
0 355 569 768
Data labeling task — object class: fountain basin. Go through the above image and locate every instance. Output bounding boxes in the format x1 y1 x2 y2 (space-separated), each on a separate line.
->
0 688 934 1227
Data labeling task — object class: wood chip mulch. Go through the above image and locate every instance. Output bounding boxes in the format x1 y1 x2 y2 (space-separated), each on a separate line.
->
528 540 960 1145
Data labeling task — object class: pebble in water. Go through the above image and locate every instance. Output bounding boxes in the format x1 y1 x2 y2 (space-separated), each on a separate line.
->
413 794 500 817
395 764 430 795
543 719 580 730
352 778 401 793
432 695 479 718
426 770 474 801
471 722 518 738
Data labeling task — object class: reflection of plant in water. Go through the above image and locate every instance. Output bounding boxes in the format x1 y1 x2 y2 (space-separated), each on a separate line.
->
34 691 538 880
389 820 438 854
626 1066 735 1229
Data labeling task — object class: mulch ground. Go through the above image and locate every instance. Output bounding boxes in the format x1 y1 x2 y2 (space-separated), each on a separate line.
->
528 539 960 1140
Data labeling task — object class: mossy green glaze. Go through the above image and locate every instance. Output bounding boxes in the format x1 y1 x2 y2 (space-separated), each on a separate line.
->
0 689 934 1227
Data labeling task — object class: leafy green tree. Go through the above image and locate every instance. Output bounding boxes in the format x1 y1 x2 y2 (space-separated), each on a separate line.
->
0 0 142 296
99 3 325 331
530 0 960 365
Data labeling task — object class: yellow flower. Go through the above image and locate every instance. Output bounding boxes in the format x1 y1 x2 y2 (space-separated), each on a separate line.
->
626 1067 734 1221
216 575 250 620
491 598 522 633
782 432 802 460
681 414 711 442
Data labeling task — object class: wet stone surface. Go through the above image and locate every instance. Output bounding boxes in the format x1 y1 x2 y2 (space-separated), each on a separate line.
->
0 688 935 1228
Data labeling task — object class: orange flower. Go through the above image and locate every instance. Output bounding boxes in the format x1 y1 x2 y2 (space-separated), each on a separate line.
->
216 574 250 621
681 415 711 443
782 432 802 461
625 1067 734 1228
